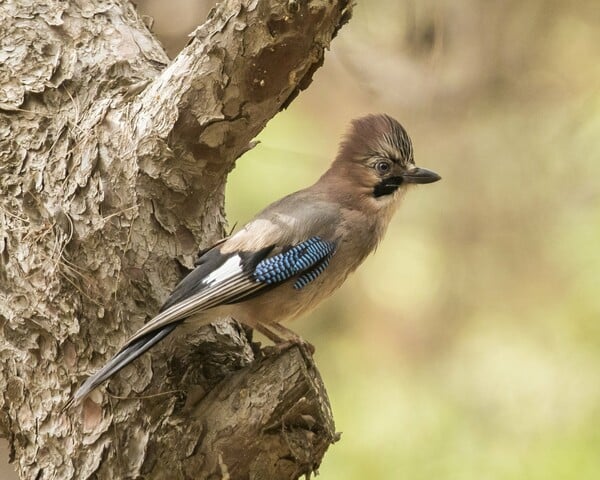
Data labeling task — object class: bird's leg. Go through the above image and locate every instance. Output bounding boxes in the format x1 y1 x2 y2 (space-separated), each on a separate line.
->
254 322 315 357
253 322 287 344
271 322 315 355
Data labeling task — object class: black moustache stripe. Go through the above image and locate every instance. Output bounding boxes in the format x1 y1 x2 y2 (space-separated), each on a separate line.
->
373 176 403 197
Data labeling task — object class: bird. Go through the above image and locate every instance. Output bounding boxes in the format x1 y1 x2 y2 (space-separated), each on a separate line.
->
67 113 441 407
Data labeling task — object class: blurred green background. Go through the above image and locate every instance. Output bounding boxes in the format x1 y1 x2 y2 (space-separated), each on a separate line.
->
3 0 599 478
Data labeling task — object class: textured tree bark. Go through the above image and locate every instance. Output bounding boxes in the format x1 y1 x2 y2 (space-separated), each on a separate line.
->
0 0 351 478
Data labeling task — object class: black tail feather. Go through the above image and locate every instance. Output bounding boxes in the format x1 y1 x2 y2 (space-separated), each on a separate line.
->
64 322 179 410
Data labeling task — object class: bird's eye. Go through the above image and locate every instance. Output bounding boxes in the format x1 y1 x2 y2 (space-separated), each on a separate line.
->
375 161 391 175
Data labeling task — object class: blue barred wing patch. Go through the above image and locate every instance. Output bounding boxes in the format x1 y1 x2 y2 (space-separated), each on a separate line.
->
253 237 336 289
293 254 334 290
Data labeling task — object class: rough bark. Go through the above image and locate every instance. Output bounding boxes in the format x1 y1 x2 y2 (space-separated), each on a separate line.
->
0 0 351 478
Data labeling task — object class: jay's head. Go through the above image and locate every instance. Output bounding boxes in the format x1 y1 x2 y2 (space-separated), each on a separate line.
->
331 114 440 204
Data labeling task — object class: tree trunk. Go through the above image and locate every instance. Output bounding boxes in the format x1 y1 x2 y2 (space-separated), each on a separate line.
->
0 0 351 478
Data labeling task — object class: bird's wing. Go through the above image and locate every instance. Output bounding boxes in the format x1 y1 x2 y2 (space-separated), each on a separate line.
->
69 235 337 405
128 235 337 343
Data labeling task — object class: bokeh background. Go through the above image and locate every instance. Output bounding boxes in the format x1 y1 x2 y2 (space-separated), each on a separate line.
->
3 0 599 478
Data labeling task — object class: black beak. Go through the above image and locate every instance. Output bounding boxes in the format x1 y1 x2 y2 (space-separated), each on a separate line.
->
402 167 441 184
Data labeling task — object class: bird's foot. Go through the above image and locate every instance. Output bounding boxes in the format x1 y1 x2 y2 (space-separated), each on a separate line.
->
272 337 316 357
254 322 315 357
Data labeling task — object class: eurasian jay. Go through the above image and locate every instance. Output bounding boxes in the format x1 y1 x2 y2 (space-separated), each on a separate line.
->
69 113 441 405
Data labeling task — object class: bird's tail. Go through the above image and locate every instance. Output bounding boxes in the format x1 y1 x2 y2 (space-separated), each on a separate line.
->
64 322 180 410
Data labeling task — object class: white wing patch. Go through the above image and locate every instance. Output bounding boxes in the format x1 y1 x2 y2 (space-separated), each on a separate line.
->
204 255 243 286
